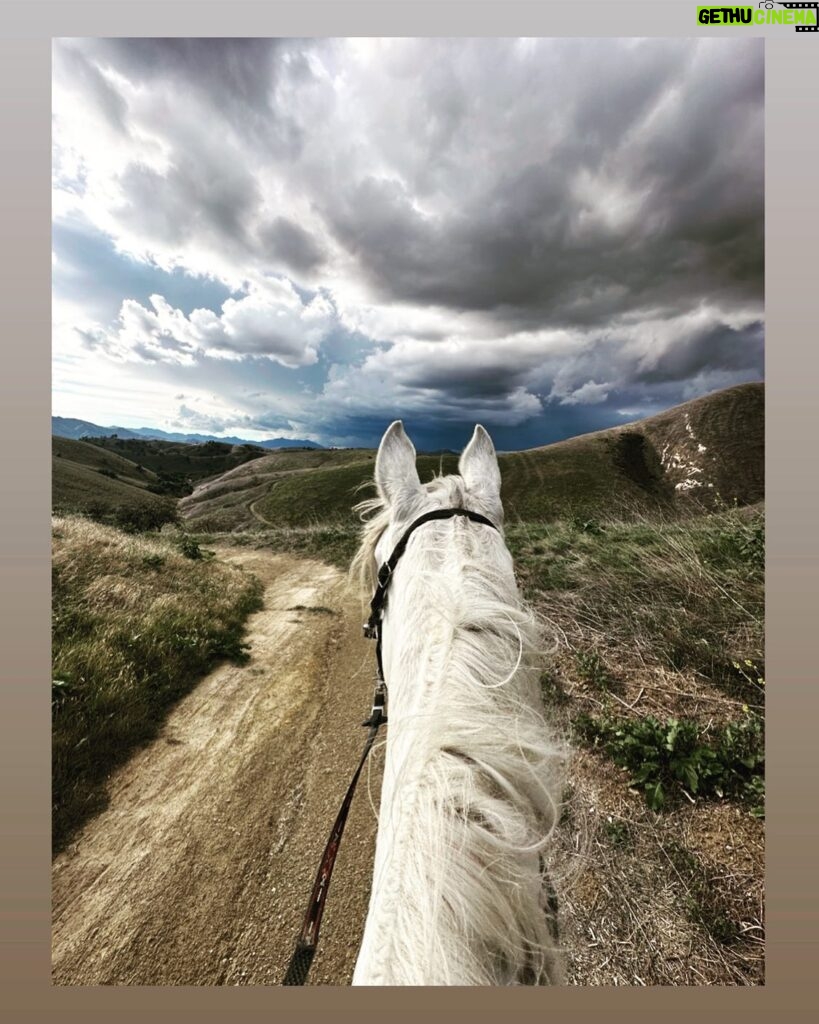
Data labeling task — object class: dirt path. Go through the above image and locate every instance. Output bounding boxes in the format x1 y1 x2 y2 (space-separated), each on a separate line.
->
248 496 270 526
52 548 383 986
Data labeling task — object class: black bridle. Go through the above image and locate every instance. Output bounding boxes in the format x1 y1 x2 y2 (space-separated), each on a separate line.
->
364 507 499 688
282 506 498 985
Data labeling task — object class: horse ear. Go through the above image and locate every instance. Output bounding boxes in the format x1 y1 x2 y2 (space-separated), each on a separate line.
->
459 424 501 500
375 420 422 508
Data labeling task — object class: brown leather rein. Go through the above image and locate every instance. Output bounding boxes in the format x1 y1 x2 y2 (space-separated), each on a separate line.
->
282 508 497 985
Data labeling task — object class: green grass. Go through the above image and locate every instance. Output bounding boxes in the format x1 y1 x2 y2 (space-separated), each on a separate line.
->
254 454 459 527
52 515 263 852
508 506 765 697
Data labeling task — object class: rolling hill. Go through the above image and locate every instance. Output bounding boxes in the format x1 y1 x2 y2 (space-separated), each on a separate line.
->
178 448 374 532
498 380 763 521
179 383 763 530
53 435 278 520
81 436 269 488
53 437 174 521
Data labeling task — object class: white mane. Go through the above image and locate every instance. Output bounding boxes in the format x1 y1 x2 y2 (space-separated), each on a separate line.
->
350 425 566 985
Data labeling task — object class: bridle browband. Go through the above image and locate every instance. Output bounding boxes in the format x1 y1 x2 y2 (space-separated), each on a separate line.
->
282 506 498 985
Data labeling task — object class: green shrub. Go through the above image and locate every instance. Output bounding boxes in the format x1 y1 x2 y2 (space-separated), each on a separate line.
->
177 534 203 560
576 711 764 814
113 501 178 533
575 649 614 691
603 819 634 848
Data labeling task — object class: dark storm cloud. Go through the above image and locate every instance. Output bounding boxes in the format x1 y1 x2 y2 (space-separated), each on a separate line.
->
633 320 764 385
53 37 764 448
90 37 308 158
55 36 764 330
257 217 326 274
321 38 763 329
118 157 262 255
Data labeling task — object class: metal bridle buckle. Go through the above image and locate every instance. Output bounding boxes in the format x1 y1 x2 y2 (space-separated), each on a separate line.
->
362 680 388 727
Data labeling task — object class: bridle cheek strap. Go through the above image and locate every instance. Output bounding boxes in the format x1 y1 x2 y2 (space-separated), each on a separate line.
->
364 507 499 646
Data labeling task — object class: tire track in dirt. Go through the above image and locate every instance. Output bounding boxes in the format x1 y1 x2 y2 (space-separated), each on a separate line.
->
52 547 383 986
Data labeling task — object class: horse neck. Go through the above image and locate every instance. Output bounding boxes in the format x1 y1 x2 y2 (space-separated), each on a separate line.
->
380 519 523 736
353 520 564 986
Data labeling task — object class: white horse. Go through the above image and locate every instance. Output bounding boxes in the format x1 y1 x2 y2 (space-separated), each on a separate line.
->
350 421 566 986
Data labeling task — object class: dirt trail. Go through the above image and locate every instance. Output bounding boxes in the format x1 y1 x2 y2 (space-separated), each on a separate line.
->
52 548 383 986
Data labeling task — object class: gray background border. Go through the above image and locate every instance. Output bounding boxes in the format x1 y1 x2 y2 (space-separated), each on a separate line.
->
1 1 817 1018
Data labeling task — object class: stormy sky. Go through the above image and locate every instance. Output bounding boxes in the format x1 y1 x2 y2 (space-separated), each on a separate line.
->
52 37 764 450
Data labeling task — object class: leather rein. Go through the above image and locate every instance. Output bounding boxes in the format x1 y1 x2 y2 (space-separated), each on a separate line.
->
282 507 498 985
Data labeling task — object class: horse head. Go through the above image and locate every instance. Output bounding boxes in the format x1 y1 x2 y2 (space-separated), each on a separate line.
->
369 420 504 569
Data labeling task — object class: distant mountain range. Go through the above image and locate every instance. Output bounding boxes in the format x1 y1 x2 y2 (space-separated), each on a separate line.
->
51 416 324 450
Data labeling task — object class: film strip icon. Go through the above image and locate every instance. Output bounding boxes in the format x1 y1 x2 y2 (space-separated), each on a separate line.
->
773 2 819 31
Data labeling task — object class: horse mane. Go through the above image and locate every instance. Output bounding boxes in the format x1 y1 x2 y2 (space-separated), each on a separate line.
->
350 473 567 985
349 490 391 596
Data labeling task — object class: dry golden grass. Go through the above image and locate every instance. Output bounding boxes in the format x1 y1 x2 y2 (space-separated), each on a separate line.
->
52 515 263 852
514 507 765 985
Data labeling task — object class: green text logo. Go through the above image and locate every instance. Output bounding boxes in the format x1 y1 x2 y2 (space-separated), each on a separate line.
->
697 4 818 28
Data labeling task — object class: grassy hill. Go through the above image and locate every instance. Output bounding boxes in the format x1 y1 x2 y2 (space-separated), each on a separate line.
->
52 434 278 522
81 436 268 489
53 435 159 483
501 381 763 520
639 381 763 504
180 383 763 531
178 448 375 532
53 437 177 527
